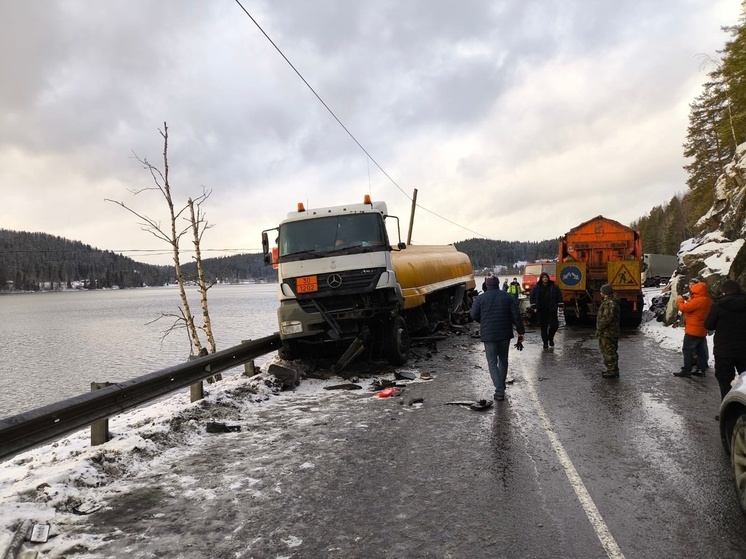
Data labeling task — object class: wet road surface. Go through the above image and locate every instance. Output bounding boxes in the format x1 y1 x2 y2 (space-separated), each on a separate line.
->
60 322 746 558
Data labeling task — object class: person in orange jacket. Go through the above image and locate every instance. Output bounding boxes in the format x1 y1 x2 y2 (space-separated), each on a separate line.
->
673 278 713 377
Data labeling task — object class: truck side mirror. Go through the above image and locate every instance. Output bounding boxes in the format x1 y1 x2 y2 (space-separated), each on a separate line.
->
262 232 271 265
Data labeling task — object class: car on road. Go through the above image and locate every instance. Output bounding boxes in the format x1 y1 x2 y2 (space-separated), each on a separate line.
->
719 371 746 514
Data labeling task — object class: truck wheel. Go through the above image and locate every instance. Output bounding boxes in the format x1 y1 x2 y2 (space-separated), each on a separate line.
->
278 340 298 361
384 316 410 365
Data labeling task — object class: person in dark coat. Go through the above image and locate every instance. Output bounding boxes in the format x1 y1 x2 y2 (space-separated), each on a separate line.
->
529 272 563 348
470 275 525 400
704 279 746 399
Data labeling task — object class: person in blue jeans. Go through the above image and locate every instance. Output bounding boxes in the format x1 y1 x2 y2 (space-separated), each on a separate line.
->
470 275 525 400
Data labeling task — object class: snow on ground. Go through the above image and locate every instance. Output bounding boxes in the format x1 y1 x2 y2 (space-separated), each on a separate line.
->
0 287 688 556
639 287 685 353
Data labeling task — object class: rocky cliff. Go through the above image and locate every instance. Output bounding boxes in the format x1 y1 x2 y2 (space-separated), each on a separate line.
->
662 142 746 324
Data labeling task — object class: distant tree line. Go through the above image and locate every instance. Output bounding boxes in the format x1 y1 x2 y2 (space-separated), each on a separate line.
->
0 229 276 292
180 253 276 284
454 238 559 272
1 228 565 292
0 230 173 291
633 7 746 255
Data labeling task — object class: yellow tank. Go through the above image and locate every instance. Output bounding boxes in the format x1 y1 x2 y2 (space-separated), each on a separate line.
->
392 245 476 309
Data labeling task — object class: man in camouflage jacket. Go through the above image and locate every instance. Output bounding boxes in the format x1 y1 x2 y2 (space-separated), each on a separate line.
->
596 283 621 378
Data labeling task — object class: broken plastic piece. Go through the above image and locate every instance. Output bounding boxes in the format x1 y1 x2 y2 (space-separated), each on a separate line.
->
469 399 493 411
324 383 362 390
376 387 401 398
29 523 50 543
445 400 494 411
206 422 241 433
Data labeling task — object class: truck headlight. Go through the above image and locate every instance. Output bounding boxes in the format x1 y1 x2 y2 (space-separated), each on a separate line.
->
281 321 303 335
376 271 394 288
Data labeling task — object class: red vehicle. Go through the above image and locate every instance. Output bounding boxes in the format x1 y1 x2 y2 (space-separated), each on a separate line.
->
522 261 556 293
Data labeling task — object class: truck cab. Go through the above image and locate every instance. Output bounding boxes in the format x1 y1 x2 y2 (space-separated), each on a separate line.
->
522 261 556 293
262 196 475 368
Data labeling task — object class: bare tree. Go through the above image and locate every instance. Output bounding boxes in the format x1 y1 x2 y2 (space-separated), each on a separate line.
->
106 122 220 380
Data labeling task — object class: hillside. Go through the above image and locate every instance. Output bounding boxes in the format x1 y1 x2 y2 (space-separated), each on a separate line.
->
0 230 279 291
0 227 562 292
0 230 172 291
453 238 558 272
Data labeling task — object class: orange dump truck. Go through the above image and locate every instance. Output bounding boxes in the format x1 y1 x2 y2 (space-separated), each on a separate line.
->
556 215 643 327
262 196 476 368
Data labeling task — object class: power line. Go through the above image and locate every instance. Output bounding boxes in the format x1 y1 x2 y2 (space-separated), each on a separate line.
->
233 0 490 240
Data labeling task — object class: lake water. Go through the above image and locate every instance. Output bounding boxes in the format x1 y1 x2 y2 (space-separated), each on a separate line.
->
0 284 280 418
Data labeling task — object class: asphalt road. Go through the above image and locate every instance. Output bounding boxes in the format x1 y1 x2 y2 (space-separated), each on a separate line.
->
61 321 746 559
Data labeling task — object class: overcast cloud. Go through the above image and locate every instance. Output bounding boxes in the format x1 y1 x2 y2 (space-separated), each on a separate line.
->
0 1 740 265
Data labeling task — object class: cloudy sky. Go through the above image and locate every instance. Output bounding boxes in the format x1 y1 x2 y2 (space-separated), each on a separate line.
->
0 1 741 265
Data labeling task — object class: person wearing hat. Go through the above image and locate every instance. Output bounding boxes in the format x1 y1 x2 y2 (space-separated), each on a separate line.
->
470 275 525 401
529 272 563 348
673 277 712 377
596 283 621 378
704 279 746 399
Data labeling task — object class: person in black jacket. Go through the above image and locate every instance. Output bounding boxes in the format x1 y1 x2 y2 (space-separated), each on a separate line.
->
470 275 525 400
529 272 564 348
704 279 746 399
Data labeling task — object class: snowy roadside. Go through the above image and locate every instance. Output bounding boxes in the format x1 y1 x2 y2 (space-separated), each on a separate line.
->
0 293 687 557
638 287 685 353
0 348 449 557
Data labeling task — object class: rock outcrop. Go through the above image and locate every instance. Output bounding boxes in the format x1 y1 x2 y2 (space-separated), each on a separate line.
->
661 142 746 324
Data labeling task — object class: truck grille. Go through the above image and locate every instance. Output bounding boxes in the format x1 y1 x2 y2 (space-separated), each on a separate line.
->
293 268 384 299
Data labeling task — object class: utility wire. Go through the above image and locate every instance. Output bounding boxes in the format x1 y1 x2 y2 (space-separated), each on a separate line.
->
233 0 489 240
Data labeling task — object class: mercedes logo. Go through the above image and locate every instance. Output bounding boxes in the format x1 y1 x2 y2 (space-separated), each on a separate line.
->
327 274 343 289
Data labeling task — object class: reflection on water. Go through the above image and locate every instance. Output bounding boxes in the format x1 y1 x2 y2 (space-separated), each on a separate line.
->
0 284 280 417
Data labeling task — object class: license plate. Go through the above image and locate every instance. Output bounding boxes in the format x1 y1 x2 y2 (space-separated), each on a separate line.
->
296 275 318 293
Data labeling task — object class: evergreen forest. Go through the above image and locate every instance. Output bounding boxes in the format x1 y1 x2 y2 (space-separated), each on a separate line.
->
0 229 275 292
0 228 555 292
632 7 746 252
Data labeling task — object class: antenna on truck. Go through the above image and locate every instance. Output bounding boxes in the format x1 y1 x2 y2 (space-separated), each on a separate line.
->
406 188 418 245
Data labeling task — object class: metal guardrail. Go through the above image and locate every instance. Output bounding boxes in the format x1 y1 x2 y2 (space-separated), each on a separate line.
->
0 334 282 462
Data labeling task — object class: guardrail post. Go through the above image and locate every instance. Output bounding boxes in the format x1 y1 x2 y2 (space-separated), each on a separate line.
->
188 354 204 402
90 382 111 446
190 381 204 402
243 340 257 376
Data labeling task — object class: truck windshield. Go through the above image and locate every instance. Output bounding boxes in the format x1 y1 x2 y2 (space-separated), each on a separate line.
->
279 213 388 260
525 263 556 276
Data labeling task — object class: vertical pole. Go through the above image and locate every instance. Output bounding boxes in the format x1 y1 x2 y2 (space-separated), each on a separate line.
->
243 340 257 376
90 382 111 446
406 188 418 245
190 381 204 402
188 354 204 402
